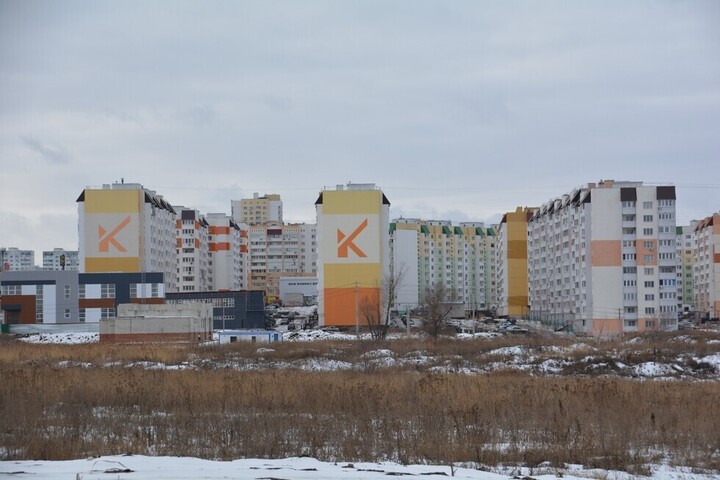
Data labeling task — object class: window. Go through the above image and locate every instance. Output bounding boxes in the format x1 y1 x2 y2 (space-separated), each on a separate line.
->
643 201 653 209
2 285 21 295
644 267 654 275
64 309 71 320
645 294 655 301
643 228 654 236
64 285 71 299
78 285 85 299
645 319 656 327
101 308 116 319
644 255 653 262
622 228 636 235
101 284 115 298
643 241 653 249
624 319 637 327
130 284 138 298
644 281 655 288
623 267 637 274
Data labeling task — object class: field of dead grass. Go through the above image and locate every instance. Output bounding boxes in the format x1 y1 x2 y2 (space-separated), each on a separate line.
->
1 330 720 474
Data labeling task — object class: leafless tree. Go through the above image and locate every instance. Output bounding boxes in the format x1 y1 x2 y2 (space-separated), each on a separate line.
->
359 265 408 340
420 283 458 338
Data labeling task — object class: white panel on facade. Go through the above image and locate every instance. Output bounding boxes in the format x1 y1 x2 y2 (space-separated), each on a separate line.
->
21 285 36 295
85 284 102 299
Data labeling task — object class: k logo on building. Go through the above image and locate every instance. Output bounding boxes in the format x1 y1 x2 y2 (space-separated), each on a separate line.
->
84 213 140 258
324 215 379 263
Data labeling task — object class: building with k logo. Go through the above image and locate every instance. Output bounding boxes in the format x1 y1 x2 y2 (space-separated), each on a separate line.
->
315 183 390 327
77 181 178 292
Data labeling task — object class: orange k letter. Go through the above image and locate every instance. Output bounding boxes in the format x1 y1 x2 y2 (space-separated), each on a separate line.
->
98 216 131 253
337 219 368 258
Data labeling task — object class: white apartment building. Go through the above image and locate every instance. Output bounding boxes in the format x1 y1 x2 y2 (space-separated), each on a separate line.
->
389 218 497 314
694 213 720 320
205 213 245 291
42 248 79 271
231 193 282 226
247 223 317 302
77 182 178 292
676 222 698 314
528 180 678 335
174 207 210 293
1 247 36 271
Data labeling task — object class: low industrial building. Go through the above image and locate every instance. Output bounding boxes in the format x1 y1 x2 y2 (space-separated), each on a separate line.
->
100 303 212 343
218 329 282 344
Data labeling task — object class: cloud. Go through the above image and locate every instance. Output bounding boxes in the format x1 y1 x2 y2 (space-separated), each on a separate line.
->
20 135 71 165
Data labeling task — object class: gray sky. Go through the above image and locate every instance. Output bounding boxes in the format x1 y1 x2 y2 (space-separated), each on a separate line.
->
1 0 719 259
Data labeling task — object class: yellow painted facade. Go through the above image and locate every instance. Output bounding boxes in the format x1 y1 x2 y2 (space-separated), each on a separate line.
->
82 189 142 273
500 208 533 317
317 185 389 326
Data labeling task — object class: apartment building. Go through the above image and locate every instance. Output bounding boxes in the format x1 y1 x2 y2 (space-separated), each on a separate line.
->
694 213 720 320
1 247 36 271
528 180 678 335
496 207 535 318
43 248 79 271
676 222 697 313
231 193 282 226
316 183 390 326
247 222 316 302
174 207 210 293
205 213 246 291
390 218 497 314
77 182 178 292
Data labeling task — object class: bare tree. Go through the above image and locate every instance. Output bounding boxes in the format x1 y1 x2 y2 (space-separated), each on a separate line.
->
359 265 408 340
420 283 458 338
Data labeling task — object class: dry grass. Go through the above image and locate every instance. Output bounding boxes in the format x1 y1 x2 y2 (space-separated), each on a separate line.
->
2 332 720 474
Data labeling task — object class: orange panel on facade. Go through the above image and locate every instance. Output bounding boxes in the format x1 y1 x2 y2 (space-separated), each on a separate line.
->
323 287 380 326
210 242 230 252
2 295 36 324
637 239 657 266
80 298 116 309
210 226 230 235
592 318 623 335
590 240 621 267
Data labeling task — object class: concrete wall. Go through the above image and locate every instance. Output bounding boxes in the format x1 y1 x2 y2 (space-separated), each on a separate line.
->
100 303 212 343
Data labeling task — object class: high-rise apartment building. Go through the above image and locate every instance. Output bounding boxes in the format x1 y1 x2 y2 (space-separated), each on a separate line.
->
1 247 36 271
206 213 246 291
77 182 178 292
389 218 497 314
231 193 282 226
496 207 535 318
694 213 720 320
174 207 210 293
528 180 677 335
316 183 390 327
42 248 79 271
247 222 316 302
676 222 697 314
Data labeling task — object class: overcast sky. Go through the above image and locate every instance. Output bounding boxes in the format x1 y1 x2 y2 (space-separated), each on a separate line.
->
1 1 719 259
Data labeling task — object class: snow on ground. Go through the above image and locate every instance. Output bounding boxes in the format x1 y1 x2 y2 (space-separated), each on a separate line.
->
1 455 717 480
18 332 98 344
